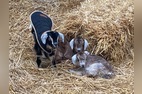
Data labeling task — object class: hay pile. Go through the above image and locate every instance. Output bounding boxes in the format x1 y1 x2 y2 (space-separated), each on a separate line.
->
9 0 134 94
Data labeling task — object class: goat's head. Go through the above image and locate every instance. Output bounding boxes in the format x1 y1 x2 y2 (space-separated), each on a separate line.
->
41 31 64 48
72 51 90 67
69 36 88 53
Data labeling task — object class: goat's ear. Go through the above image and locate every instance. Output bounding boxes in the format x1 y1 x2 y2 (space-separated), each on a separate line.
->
41 33 48 44
58 32 64 42
72 54 77 65
69 39 74 50
84 39 89 50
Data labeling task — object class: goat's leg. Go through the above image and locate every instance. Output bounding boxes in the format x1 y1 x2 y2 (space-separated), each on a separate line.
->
51 54 56 68
100 70 115 79
69 67 85 76
49 51 56 67
31 28 42 68
85 66 99 78
34 43 42 68
52 57 56 67
36 57 41 67
52 51 62 66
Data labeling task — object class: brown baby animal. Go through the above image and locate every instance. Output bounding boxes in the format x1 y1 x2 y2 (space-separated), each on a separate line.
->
70 51 115 79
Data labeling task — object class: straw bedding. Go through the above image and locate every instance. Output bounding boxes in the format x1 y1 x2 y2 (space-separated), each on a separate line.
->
9 0 134 94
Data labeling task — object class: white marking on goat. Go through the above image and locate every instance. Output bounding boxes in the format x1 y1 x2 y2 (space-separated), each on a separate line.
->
79 61 85 67
77 48 81 51
49 36 55 47
85 63 104 76
41 32 48 44
69 39 74 50
58 32 64 43
71 54 78 65
84 39 89 50
84 51 90 55
108 72 112 75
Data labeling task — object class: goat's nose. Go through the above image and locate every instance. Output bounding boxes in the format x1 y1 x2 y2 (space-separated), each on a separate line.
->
81 65 85 68
78 50 81 52
77 48 81 52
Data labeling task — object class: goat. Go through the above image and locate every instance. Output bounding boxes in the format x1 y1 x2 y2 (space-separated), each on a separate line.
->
29 10 64 68
53 38 73 64
53 36 89 65
70 51 115 79
69 36 89 54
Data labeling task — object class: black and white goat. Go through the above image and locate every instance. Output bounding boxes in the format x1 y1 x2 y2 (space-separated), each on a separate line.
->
70 51 115 79
29 10 64 68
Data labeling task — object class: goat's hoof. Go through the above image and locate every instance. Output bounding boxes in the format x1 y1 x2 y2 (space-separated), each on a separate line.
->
51 65 56 68
68 69 74 73
68 69 83 76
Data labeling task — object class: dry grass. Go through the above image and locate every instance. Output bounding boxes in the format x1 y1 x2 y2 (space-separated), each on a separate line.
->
9 0 134 94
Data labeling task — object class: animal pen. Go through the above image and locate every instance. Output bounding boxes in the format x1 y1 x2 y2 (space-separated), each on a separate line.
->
9 0 134 94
